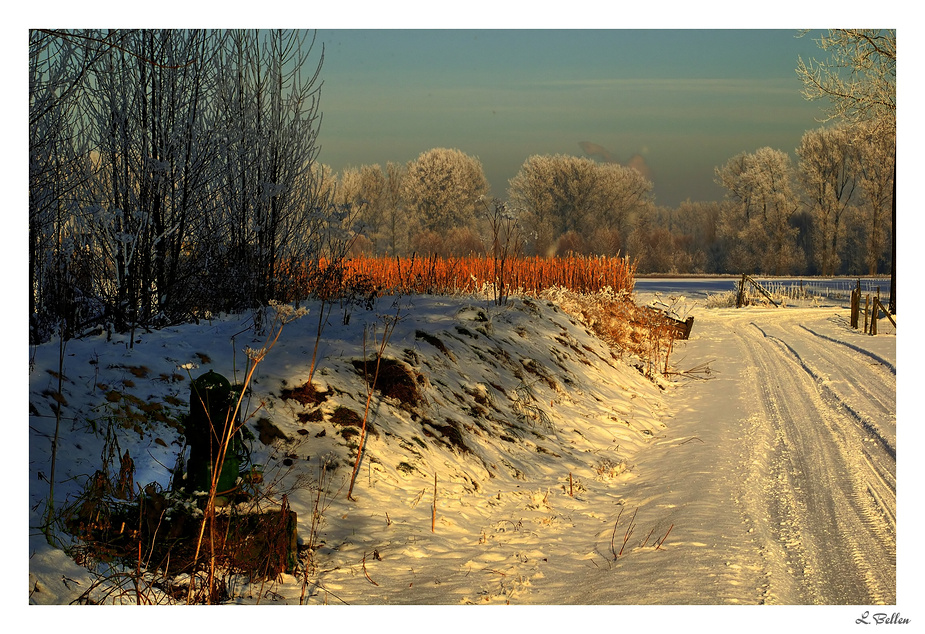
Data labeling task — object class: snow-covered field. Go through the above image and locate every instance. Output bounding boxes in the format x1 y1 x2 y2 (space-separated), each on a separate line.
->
25 278 906 627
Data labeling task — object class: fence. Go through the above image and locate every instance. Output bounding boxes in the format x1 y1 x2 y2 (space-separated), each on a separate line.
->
733 276 892 310
735 275 780 308
850 281 895 335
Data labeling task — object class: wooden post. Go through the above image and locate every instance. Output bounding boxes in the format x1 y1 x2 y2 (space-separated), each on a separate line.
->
746 275 780 307
850 280 860 329
871 289 882 335
736 274 747 308
864 294 870 334
850 288 857 329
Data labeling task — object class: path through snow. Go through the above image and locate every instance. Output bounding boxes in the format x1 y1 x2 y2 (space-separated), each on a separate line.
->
656 303 896 604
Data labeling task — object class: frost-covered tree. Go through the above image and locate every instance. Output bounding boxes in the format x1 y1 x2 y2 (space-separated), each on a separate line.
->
797 29 895 308
628 211 678 274
508 154 597 254
675 200 726 272
797 30 895 129
29 29 331 340
29 29 131 341
715 147 805 275
508 154 652 256
594 162 653 239
797 125 858 275
212 29 327 311
402 148 489 235
854 122 895 275
334 164 388 253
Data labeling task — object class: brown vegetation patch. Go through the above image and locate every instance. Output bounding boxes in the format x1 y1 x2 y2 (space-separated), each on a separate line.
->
351 358 425 407
520 358 558 390
340 427 360 441
415 330 456 361
279 381 329 406
164 394 186 407
68 494 297 587
62 458 299 596
464 386 490 407
47 369 69 382
421 418 469 453
255 417 289 445
330 406 377 438
297 409 324 424
43 389 68 406
454 325 478 339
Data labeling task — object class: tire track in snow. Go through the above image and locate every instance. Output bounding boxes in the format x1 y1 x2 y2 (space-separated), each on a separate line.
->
799 325 896 375
749 322 896 537
731 317 895 604
757 323 895 457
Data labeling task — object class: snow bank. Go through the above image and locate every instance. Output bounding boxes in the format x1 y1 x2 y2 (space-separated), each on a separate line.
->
28 294 668 605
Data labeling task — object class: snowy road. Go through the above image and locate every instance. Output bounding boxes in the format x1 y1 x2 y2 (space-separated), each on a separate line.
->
672 305 897 604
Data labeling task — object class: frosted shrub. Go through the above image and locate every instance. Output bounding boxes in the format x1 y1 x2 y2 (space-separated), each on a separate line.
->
704 290 737 308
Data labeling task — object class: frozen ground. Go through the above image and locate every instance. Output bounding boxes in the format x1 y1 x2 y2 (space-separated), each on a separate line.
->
23 278 907 628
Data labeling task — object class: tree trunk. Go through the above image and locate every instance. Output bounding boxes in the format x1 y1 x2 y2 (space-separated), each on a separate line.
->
889 161 896 314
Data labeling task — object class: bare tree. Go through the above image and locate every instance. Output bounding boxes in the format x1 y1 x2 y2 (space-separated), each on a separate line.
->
30 29 331 339
88 30 226 331
212 29 327 313
797 29 896 310
382 161 409 256
29 29 127 341
480 197 522 304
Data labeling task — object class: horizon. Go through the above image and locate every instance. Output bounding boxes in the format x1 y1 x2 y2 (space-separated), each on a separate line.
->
315 29 830 207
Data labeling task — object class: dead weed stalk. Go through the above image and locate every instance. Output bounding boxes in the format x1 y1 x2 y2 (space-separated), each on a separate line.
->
347 302 403 500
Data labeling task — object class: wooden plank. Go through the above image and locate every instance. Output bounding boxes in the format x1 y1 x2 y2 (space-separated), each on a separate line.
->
745 275 780 306
639 306 695 340
875 298 896 329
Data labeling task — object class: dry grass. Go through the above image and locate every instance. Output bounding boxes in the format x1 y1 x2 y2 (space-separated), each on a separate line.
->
541 286 680 378
277 253 636 300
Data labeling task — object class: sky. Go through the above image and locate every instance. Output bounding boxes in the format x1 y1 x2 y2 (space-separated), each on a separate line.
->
313 29 831 207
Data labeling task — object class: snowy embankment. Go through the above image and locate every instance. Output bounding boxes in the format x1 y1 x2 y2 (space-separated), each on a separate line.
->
29 294 669 605
27 282 901 618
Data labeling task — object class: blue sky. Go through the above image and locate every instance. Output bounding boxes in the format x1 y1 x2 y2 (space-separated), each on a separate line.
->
314 29 830 207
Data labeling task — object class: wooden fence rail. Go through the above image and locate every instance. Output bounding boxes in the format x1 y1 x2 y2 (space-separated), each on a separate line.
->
735 274 780 308
850 280 895 335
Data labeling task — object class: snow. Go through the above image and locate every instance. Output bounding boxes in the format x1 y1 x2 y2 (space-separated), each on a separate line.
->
22 279 908 629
